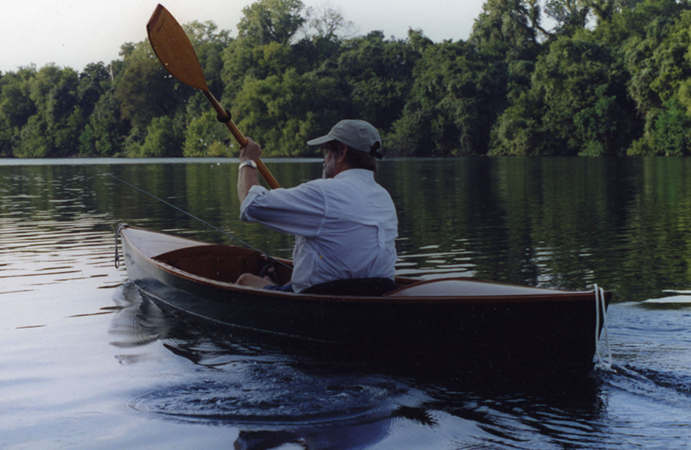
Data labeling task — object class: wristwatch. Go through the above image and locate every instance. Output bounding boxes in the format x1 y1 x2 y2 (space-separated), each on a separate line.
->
238 160 257 171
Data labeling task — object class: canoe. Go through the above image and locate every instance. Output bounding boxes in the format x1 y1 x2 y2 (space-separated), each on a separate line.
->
118 224 611 373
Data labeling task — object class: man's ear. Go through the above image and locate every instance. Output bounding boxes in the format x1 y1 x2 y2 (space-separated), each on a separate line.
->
336 143 348 163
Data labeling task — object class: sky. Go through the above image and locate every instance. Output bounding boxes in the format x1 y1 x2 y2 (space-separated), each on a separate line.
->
1 0 485 73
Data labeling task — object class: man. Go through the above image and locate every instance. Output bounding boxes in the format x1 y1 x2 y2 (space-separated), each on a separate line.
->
236 119 398 293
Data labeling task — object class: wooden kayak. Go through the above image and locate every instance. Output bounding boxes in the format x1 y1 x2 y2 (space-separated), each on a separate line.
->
118 225 611 373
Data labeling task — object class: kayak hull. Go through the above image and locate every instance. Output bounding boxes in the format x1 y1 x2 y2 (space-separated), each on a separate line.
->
119 225 610 372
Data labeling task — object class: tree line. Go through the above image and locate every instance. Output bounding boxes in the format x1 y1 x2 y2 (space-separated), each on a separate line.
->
0 0 689 158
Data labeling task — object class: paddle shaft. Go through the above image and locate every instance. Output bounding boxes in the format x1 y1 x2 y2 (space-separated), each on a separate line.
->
147 4 279 189
202 90 280 189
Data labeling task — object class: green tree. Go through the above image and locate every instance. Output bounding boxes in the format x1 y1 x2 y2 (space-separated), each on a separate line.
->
222 0 310 105
391 39 506 156
624 2 688 113
0 67 36 156
489 91 545 155
12 65 84 157
78 62 111 117
222 40 296 103
183 111 230 156
16 115 50 157
469 0 545 156
650 98 690 156
113 41 181 131
78 91 129 156
623 3 691 154
47 68 83 156
534 34 637 155
336 31 420 132
544 0 591 34
470 0 541 60
0 67 36 129
237 0 305 47
233 68 346 155
131 115 183 157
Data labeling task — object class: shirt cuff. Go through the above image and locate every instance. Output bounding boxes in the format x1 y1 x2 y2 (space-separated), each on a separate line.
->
240 184 269 220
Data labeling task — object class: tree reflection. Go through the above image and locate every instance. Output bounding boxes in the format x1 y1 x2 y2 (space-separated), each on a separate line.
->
3 157 691 301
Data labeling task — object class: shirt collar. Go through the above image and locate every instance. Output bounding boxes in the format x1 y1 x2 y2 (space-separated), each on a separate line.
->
334 168 375 181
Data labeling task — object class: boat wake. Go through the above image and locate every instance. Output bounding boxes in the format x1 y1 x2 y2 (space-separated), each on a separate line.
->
130 369 407 426
602 363 691 410
643 294 691 306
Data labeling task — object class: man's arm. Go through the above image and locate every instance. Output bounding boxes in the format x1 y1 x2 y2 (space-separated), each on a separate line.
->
237 138 262 203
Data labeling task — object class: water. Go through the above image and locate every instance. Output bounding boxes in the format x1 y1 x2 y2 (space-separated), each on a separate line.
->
1 158 690 448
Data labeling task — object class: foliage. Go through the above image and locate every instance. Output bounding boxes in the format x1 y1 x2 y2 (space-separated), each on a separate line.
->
529 34 635 155
470 0 540 61
390 39 506 156
653 99 690 156
0 0 689 158
183 111 230 157
623 4 691 154
113 41 181 131
236 0 305 47
232 68 345 156
336 31 420 133
78 91 129 156
135 116 183 157
0 67 36 156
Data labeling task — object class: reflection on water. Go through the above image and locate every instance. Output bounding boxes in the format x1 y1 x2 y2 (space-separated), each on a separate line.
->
389 157 691 301
0 216 119 296
110 280 613 448
0 165 123 299
2 159 691 448
5 158 691 301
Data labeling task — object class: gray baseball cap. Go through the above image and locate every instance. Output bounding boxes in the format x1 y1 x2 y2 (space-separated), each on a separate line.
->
307 119 383 158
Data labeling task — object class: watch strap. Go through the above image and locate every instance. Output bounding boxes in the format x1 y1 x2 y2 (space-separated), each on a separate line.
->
238 160 257 171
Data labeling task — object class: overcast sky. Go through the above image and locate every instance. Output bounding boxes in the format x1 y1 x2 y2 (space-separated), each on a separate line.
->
1 0 485 73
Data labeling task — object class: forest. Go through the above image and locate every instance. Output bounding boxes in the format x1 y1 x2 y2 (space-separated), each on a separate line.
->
0 0 689 158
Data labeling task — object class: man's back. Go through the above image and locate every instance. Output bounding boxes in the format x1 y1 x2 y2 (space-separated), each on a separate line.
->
241 168 397 292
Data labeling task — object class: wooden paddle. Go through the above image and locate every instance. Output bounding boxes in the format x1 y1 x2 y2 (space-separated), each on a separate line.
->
147 4 280 189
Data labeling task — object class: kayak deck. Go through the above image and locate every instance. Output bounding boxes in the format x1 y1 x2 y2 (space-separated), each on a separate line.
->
123 225 596 302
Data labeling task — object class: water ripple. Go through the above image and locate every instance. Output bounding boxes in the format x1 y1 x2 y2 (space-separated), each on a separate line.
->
132 370 406 426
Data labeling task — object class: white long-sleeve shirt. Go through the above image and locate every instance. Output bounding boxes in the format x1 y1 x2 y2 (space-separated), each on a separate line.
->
240 169 398 292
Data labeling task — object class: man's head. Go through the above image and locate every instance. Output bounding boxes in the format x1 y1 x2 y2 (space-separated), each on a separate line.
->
307 119 382 178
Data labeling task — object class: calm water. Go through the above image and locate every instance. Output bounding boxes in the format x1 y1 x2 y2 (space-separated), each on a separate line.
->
1 158 689 449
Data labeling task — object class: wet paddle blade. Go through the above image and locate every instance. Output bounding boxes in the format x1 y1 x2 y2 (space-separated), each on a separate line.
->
147 4 208 91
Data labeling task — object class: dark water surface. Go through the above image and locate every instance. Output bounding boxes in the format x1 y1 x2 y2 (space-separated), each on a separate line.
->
1 158 689 448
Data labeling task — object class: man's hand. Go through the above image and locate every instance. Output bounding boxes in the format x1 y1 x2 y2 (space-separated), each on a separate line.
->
239 138 262 161
237 137 262 203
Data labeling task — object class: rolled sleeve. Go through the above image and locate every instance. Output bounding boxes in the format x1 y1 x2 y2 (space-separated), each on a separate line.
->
240 185 269 220
239 181 327 237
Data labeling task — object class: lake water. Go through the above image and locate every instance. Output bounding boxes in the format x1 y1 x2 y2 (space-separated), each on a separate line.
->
1 158 689 449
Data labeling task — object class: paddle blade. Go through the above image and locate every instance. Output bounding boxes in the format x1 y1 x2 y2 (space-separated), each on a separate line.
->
147 4 208 91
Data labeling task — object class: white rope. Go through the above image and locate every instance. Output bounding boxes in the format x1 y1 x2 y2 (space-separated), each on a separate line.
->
593 284 612 369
